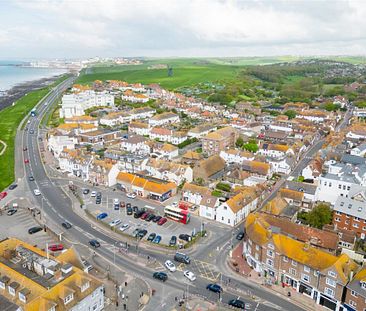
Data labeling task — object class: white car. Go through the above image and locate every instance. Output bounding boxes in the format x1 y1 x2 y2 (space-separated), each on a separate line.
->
119 224 130 232
113 198 119 205
165 260 176 272
172 201 179 207
183 270 196 281
109 219 122 227
33 189 41 196
91 191 97 197
126 193 136 199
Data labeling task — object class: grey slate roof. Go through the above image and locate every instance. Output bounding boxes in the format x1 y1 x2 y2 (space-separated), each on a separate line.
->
285 180 317 195
333 196 366 219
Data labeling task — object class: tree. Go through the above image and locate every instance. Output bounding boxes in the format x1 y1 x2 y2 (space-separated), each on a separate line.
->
297 203 332 229
242 139 259 153
284 110 297 119
323 103 340 112
236 137 244 148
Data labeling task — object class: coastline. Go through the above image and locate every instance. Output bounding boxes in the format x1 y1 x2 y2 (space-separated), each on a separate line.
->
0 74 67 111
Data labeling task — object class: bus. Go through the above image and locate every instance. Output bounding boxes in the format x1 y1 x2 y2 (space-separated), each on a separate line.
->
164 205 190 224
30 108 37 117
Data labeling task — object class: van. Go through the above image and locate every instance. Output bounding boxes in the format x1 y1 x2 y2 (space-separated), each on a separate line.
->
174 252 191 264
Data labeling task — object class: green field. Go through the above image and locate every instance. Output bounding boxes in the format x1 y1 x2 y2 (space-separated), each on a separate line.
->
0 75 68 191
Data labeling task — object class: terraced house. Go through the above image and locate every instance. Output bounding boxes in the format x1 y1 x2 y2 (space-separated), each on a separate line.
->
243 213 359 311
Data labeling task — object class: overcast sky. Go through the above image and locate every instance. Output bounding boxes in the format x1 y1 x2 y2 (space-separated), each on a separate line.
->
1 0 366 59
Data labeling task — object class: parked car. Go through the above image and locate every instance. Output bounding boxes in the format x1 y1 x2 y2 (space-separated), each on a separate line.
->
23 147 27 151
8 184 17 190
126 203 132 208
126 192 136 199
138 229 148 239
89 239 101 248
153 235 161 244
164 260 176 272
174 252 191 264
28 176 34 181
96 192 102 198
96 197 101 204
62 222 72 229
24 159 29 164
153 272 168 282
206 284 223 293
48 244 64 252
147 233 156 242
28 226 43 234
120 201 126 208
132 228 140 237
119 224 129 232
153 215 162 223
33 189 41 196
91 191 97 197
29 129 34 134
172 201 179 207
126 206 133 215
228 299 245 309
169 236 177 246
157 217 167 226
0 192 8 199
113 198 119 205
179 234 191 242
96 212 108 220
141 212 149 220
134 210 145 219
83 189 90 195
183 270 196 281
7 209 17 216
236 232 244 240
146 214 155 222
109 219 122 227
133 206 139 212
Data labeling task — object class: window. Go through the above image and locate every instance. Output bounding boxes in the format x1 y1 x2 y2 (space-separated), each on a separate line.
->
48 307 56 311
268 243 274 250
289 268 296 276
64 293 74 305
361 282 366 290
336 211 342 215
267 250 274 258
81 281 90 293
355 217 360 222
338 185 342 189
93 304 98 311
314 270 319 277
328 271 336 278
292 260 297 266
301 274 310 283
326 278 336 287
347 186 351 190
351 290 358 297
256 245 259 251
283 256 288 262
266 258 274 267
19 293 26 303
304 266 310 273
324 287 335 297
0 282 5 289
8 287 15 296
349 300 357 307
335 217 340 222
353 223 359 228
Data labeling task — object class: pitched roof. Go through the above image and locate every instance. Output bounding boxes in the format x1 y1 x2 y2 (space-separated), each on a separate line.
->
194 155 225 178
279 188 304 201
182 183 211 196
263 196 288 215
182 150 203 160
225 187 258 213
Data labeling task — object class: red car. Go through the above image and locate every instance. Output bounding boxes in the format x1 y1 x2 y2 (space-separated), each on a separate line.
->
48 244 64 252
157 217 167 226
140 212 149 220
24 159 29 164
0 192 7 200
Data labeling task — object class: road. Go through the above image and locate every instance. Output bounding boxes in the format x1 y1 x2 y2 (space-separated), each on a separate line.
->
19 77 303 310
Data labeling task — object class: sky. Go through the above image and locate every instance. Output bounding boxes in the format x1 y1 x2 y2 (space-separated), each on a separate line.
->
1 0 366 59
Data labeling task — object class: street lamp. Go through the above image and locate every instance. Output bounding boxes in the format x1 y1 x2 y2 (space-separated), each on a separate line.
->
113 241 119 266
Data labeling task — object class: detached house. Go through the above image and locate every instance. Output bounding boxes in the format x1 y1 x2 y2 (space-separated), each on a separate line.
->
47 131 78 158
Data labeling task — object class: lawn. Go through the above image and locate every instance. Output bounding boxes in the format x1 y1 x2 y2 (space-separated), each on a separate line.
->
76 60 241 89
0 75 68 191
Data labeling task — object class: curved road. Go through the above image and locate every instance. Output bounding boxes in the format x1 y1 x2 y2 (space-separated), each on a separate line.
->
21 77 302 311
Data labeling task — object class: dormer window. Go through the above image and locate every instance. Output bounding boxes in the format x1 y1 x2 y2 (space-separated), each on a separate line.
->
361 281 366 290
81 281 90 293
64 293 74 305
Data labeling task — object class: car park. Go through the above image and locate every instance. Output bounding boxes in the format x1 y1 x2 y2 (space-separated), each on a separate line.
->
28 226 43 234
179 234 191 242
183 270 196 281
28 176 34 181
119 224 129 231
138 229 148 239
164 260 176 272
83 189 90 195
153 272 168 282
126 207 133 215
89 239 101 248
153 235 161 244
109 219 122 227
146 214 155 222
236 232 244 240
147 233 156 242
33 189 41 196
153 215 162 223
7 209 17 216
48 244 64 252
206 284 222 293
174 252 190 264
97 212 108 220
228 299 245 309
169 236 177 246
127 192 137 199
62 222 72 229
8 184 17 190
157 217 167 226
91 191 97 197
0 192 7 200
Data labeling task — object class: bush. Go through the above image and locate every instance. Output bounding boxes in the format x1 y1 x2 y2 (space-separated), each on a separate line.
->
216 182 231 192
297 203 332 229
211 190 223 197
178 137 198 149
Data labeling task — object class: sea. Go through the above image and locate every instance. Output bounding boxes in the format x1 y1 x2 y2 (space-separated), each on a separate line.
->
0 60 67 94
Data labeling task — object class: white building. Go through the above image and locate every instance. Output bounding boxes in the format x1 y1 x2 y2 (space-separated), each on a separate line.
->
350 143 366 157
181 183 211 205
48 134 78 158
258 144 293 159
60 90 114 118
120 135 150 155
199 195 220 220
220 149 255 164
148 112 180 127
128 121 151 136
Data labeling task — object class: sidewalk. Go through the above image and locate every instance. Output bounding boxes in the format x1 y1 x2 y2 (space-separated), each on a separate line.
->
228 243 324 311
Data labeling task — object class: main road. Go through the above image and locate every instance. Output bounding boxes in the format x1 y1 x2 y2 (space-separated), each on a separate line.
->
21 76 303 311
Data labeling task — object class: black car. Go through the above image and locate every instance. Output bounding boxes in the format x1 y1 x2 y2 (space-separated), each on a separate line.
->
169 235 177 246
152 215 162 223
62 222 72 229
96 192 102 198
126 203 131 208
179 234 191 242
228 299 245 309
83 189 90 195
89 239 101 248
7 209 17 216
236 232 244 240
146 214 155 222
153 272 168 282
134 210 145 219
133 206 139 212
29 129 34 134
96 198 101 204
147 233 156 241
137 229 148 238
8 184 17 190
126 206 133 215
28 226 43 234
206 283 223 293
28 176 35 181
